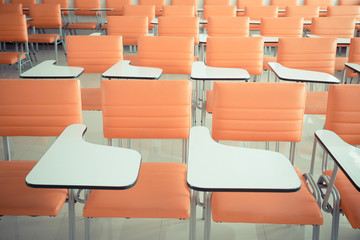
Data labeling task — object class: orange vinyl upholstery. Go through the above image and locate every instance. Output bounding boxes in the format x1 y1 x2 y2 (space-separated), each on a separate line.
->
236 0 264 16
123 5 155 30
305 0 333 16
207 16 249 37
29 3 62 29
136 36 194 75
277 37 337 75
304 91 328 115
285 5 319 31
139 0 164 16
270 0 297 16
162 5 195 17
73 0 99 16
346 38 360 78
107 16 148 46
0 79 82 217
204 0 230 5
311 17 356 39
106 0 132 16
203 5 236 20
260 17 303 38
11 0 36 9
0 3 23 14
339 0 360 4
83 80 191 229
211 82 306 142
158 16 199 45
327 5 360 20
172 0 197 16
245 5 278 30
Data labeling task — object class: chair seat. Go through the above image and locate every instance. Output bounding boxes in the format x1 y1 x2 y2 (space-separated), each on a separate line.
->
324 170 360 229
0 52 26 65
0 161 68 216
28 34 60 43
305 91 328 115
67 22 98 29
211 167 324 225
101 23 108 30
83 162 190 219
81 88 101 111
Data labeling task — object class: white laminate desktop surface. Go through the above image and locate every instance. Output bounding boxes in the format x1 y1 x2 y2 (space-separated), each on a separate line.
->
187 126 301 192
307 34 351 45
268 62 340 84
102 60 163 79
251 34 279 43
26 124 141 189
315 130 360 191
191 61 250 81
345 63 360 74
20 60 84 78
151 18 207 25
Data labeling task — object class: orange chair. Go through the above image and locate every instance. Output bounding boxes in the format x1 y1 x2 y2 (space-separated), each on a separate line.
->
11 0 36 14
342 38 360 83
0 78 82 223
313 84 360 240
208 82 323 240
139 0 164 16
106 0 132 16
205 37 264 123
260 17 303 44
203 5 236 31
28 3 65 62
339 0 360 4
162 5 195 17
107 16 148 51
244 5 278 31
207 16 249 37
123 5 155 30
327 5 360 38
66 35 123 110
236 0 264 16
136 36 194 75
66 0 100 34
274 38 337 115
305 0 333 16
42 0 69 20
270 0 297 17
0 14 32 74
172 0 198 16
285 5 320 33
0 3 22 14
83 79 192 240
204 0 230 5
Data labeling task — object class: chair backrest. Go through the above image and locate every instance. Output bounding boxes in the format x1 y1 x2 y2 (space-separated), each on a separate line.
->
0 3 22 14
206 37 263 76
74 0 100 16
270 0 297 9
204 0 231 5
285 5 320 20
11 0 36 8
348 37 360 64
339 0 360 5
277 37 337 75
237 0 264 8
171 0 197 16
29 3 62 29
139 0 164 16
211 82 306 142
66 35 123 73
106 0 132 16
325 84 360 145
0 79 82 137
0 13 28 42
260 17 303 37
136 36 194 75
327 6 360 21
101 80 191 140
158 16 199 45
42 0 68 8
305 0 333 11
123 5 155 29
162 5 195 17
311 16 356 38
207 16 249 37
244 5 278 20
203 5 236 20
107 16 148 46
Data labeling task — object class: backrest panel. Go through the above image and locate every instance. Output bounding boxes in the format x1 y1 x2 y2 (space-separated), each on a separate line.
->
11 0 36 8
66 35 123 73
74 0 100 16
107 16 148 45
101 80 191 139
207 16 249 37
348 38 360 63
0 3 23 14
204 0 231 5
139 0 164 16
158 16 199 45
123 5 155 29
203 5 236 20
212 82 306 142
136 36 194 75
29 3 62 29
311 17 356 38
237 0 264 8
0 14 28 42
106 0 132 16
162 5 195 17
244 5 278 20
260 17 303 37
0 79 82 137
325 84 360 145
285 5 320 20
327 6 360 20
270 0 298 9
277 37 337 75
172 0 197 16
206 37 263 75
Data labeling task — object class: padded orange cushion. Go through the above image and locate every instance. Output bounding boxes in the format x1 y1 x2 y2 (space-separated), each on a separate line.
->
335 57 348 71
263 56 277 70
212 167 324 225
206 90 213 113
81 88 101 111
324 170 360 228
83 162 190 219
28 34 60 43
0 161 68 216
67 22 98 29
305 91 328 115
0 52 26 65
